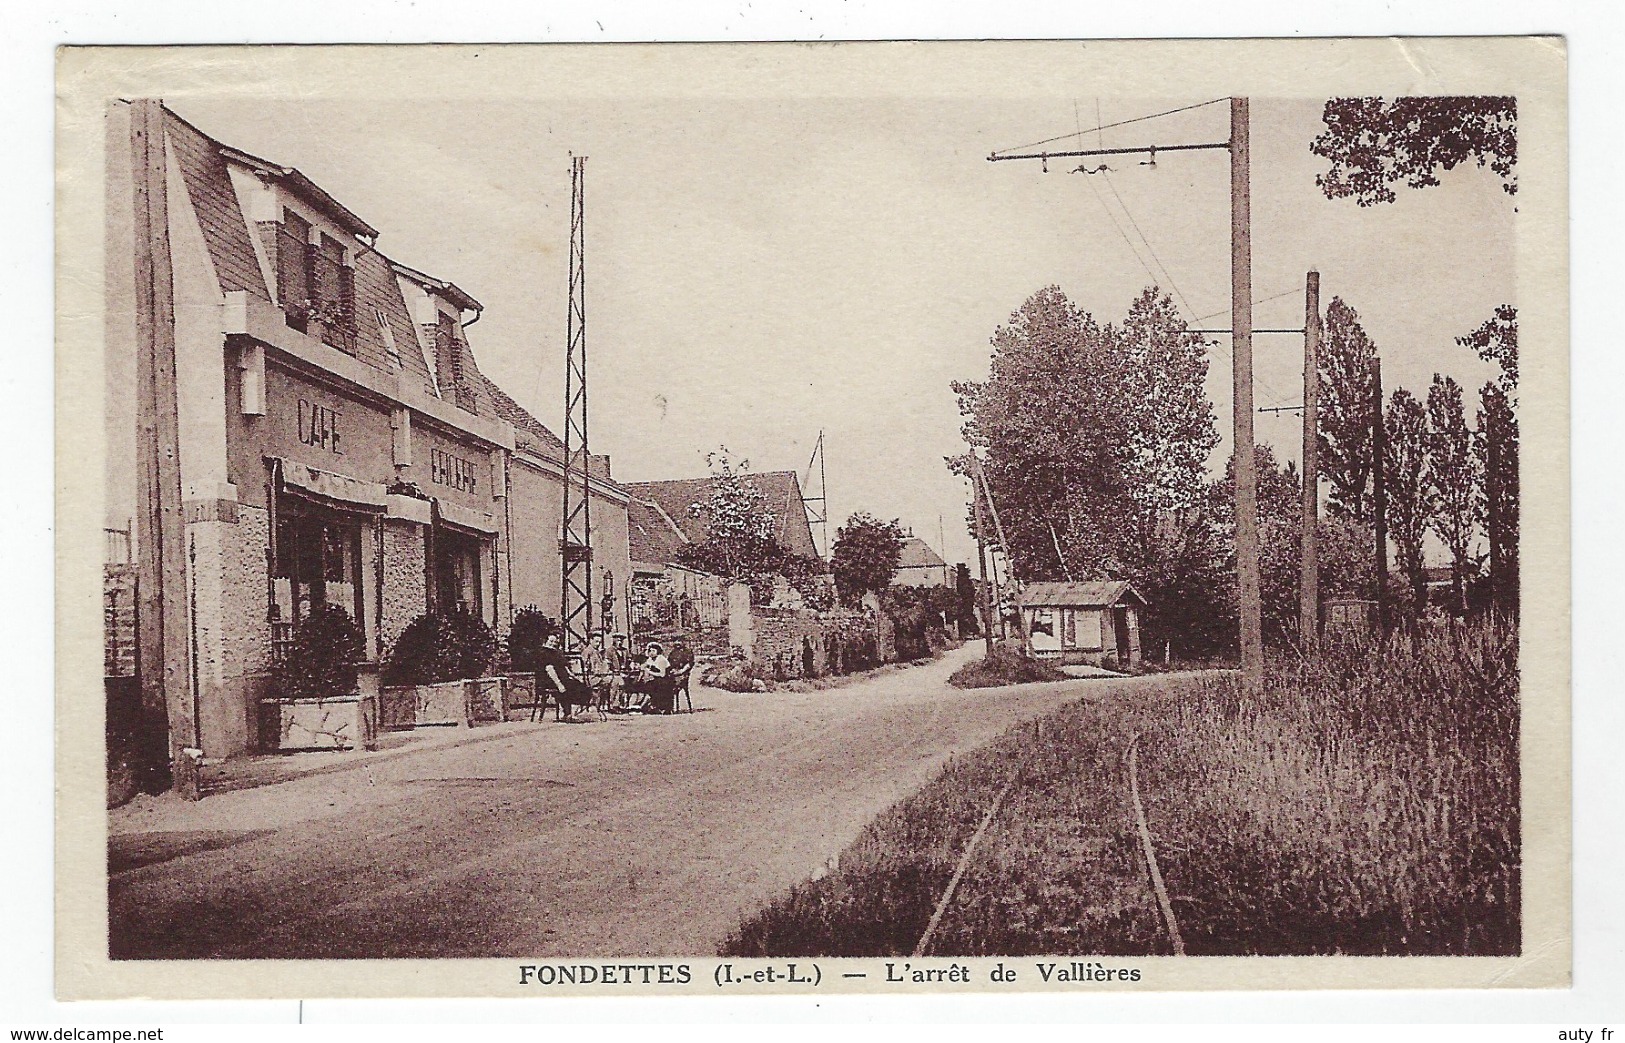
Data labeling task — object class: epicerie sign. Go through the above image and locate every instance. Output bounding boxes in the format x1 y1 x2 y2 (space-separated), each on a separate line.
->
296 398 342 454
430 446 478 494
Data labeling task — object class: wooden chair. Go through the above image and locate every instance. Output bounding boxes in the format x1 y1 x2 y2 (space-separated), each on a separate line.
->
670 663 694 713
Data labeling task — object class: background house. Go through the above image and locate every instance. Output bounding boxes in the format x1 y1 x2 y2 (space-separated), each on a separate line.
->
893 534 948 587
627 497 727 631
622 471 820 560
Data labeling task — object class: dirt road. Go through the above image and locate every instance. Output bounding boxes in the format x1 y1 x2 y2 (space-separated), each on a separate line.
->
109 645 1108 958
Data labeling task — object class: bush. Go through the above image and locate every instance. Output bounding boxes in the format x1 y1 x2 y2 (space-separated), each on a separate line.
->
947 647 1067 688
825 616 881 676
384 609 496 686
882 586 955 661
277 603 364 700
446 607 497 679
505 605 558 675
702 655 770 692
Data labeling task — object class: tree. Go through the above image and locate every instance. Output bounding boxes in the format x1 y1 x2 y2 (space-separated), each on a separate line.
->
1458 304 1518 404
1317 297 1379 522
1459 305 1518 617
677 449 778 578
1117 288 1221 530
953 562 980 636
1426 374 1481 615
1214 445 1302 650
831 512 905 604
952 286 1216 583
1311 96 1518 206
1476 381 1519 617
1318 514 1376 601
1384 388 1433 620
952 286 1128 581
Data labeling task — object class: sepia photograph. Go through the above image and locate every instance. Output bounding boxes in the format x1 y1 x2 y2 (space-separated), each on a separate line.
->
54 39 1569 998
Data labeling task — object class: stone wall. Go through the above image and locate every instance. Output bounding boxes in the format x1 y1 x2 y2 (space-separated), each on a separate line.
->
380 519 428 656
748 606 832 681
728 582 893 682
226 506 273 677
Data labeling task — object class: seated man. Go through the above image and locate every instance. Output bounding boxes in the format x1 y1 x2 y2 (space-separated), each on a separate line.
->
580 632 613 717
665 639 695 712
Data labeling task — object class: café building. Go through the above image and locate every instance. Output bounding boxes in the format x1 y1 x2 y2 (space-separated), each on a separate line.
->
105 103 632 758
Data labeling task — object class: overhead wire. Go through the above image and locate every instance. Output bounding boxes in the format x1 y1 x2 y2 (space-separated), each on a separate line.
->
991 97 1228 158
1008 96 1302 418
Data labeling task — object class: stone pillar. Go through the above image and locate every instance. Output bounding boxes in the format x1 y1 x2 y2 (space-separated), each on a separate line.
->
727 582 754 658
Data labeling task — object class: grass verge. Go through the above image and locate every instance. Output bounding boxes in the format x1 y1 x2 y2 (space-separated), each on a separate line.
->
722 618 1518 957
947 647 1068 688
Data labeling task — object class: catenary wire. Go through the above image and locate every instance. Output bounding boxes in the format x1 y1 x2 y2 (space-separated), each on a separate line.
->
991 97 1229 158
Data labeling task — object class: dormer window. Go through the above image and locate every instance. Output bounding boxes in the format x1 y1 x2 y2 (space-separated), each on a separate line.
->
276 209 357 355
433 312 479 414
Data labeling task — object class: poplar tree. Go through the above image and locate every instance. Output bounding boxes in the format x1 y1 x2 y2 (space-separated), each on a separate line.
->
1384 388 1433 619
1460 306 1519 615
1317 297 1379 522
1426 375 1481 614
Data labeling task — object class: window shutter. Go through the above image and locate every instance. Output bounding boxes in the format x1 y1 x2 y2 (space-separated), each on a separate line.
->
434 315 456 391
277 210 311 307
303 242 319 305
339 265 356 328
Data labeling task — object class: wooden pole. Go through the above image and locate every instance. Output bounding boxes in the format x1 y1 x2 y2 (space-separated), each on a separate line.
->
1299 270 1321 653
130 99 198 797
971 482 995 657
1371 356 1389 635
1230 98 1263 686
974 457 1024 652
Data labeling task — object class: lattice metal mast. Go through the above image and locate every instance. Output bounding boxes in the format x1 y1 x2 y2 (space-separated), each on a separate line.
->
560 154 593 650
802 430 829 558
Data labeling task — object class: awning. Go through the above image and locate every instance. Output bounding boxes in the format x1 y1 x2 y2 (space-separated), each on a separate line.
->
272 458 388 511
437 500 498 536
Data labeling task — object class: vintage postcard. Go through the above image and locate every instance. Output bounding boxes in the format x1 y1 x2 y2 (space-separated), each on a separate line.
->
55 38 1569 999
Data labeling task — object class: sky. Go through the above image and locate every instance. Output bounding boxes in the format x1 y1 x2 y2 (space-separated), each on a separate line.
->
167 92 1515 567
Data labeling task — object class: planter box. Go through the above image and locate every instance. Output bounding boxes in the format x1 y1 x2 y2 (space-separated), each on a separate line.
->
259 694 377 752
380 686 418 732
465 677 504 725
503 672 539 719
415 680 469 727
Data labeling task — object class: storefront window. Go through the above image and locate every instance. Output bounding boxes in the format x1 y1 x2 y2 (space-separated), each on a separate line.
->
434 528 483 617
272 500 366 661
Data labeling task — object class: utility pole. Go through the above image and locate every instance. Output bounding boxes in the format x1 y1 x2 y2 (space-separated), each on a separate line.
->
1370 356 1389 636
560 154 593 650
130 100 198 798
983 97 1260 676
1230 97 1263 687
1300 270 1322 653
971 481 995 657
970 453 1024 652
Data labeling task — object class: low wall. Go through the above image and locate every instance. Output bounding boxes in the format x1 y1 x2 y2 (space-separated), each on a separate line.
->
728 583 894 682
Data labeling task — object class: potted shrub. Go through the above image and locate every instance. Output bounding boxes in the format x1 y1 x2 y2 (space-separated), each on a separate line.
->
447 608 500 724
382 609 498 727
261 604 374 751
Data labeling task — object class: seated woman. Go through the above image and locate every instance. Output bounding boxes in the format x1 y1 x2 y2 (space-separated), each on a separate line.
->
623 641 669 713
